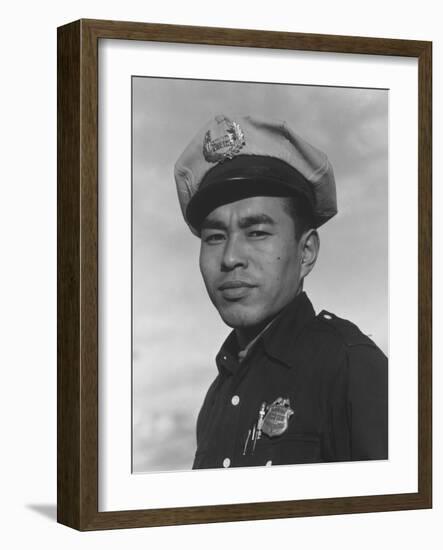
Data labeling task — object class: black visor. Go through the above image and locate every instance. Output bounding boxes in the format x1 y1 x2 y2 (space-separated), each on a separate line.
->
186 155 315 232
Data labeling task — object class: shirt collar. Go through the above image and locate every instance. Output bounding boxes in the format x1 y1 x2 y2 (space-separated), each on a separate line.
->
215 291 316 375
215 330 239 375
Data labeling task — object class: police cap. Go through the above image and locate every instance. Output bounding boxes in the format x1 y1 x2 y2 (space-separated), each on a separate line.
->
174 114 337 235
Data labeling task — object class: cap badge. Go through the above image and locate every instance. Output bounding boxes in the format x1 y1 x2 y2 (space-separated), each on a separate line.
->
261 397 294 438
203 115 245 163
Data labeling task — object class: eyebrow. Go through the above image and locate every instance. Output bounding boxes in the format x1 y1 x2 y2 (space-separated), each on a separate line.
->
238 214 276 229
201 213 276 231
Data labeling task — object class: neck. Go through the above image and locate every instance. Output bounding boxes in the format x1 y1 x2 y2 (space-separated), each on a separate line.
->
235 289 303 350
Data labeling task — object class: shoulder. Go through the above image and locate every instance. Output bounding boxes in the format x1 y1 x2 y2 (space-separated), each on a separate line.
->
312 309 381 350
305 309 387 375
308 311 387 405
310 311 388 395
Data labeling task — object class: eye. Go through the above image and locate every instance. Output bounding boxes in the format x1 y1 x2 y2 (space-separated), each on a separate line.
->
202 232 226 244
247 230 271 239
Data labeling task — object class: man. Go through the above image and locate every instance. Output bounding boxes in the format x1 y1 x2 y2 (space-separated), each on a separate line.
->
174 114 388 469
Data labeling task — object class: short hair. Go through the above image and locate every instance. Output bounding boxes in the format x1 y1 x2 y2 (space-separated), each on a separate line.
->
281 194 316 241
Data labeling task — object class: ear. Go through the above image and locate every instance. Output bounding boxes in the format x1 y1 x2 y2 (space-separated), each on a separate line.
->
300 229 320 279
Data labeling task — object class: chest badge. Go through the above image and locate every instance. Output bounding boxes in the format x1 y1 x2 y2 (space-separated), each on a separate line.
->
261 397 294 438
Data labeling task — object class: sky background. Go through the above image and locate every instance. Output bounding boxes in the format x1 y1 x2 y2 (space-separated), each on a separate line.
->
132 77 388 473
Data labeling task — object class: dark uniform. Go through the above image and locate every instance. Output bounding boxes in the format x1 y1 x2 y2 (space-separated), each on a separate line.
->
193 292 388 469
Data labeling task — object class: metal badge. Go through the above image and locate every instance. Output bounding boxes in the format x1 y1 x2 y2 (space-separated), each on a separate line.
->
203 115 245 163
261 397 294 438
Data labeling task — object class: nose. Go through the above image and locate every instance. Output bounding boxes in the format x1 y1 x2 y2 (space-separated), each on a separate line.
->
221 234 248 271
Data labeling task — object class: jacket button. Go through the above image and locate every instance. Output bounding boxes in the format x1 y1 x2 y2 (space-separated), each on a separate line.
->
231 395 240 406
223 457 231 468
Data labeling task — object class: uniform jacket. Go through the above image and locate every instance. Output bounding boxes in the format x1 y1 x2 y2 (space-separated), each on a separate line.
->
192 291 388 469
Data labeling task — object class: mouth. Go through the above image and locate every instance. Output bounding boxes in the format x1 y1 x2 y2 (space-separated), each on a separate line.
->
218 280 257 300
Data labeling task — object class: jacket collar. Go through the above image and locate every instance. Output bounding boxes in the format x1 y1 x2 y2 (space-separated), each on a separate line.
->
262 291 316 366
216 291 316 374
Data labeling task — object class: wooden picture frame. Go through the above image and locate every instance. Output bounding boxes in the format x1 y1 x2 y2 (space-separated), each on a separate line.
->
57 18 432 530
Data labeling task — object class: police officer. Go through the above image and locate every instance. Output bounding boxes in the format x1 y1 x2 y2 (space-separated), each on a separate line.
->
174 114 388 469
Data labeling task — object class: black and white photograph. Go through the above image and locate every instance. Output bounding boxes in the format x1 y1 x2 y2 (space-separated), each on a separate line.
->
132 77 389 473
3 0 436 542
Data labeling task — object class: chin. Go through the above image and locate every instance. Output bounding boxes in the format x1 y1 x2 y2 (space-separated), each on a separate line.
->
217 302 268 329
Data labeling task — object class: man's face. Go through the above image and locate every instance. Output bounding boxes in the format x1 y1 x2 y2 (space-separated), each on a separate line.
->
199 196 304 330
